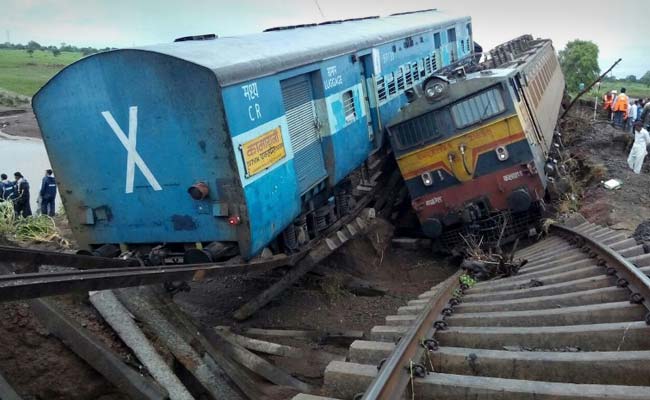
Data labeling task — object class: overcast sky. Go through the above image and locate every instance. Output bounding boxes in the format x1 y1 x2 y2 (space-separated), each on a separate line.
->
2 0 648 77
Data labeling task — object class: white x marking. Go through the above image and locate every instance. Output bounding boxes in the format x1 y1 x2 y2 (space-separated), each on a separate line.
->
101 106 162 194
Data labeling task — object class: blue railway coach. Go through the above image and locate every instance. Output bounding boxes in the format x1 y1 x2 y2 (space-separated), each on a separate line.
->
33 10 474 259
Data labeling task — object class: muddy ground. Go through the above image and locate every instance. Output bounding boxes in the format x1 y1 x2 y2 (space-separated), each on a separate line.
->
563 104 650 232
0 108 40 138
2 102 650 399
1 214 453 399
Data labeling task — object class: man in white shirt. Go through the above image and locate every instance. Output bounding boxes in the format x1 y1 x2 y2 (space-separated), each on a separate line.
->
627 122 650 174
628 101 639 132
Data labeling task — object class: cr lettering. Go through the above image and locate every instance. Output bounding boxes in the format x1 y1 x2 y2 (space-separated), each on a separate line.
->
248 103 262 121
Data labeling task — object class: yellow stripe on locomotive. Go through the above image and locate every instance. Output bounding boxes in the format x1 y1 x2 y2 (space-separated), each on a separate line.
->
386 36 565 247
397 114 525 182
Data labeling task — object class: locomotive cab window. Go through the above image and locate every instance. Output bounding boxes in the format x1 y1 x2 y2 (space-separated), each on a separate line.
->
342 90 356 123
450 87 506 129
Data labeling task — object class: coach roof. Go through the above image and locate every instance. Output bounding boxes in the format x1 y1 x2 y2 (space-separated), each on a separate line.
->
136 10 470 86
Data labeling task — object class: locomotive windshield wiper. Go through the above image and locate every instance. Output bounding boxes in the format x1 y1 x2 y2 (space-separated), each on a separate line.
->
459 143 473 176
478 102 491 124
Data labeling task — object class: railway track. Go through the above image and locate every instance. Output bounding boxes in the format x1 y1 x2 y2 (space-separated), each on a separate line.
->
308 219 650 400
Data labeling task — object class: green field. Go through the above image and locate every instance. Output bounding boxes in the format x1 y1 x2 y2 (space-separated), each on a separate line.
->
0 49 83 97
591 81 650 100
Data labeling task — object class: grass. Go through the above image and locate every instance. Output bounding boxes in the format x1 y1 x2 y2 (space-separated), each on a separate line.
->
0 49 83 97
588 80 650 100
0 201 69 246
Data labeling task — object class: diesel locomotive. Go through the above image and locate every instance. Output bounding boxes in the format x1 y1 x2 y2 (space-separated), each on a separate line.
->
32 10 476 261
387 35 565 249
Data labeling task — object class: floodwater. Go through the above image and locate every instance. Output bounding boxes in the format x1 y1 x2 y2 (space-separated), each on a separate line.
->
0 132 61 213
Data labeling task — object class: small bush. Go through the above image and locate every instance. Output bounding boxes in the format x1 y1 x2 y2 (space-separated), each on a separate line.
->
0 201 16 237
0 201 68 246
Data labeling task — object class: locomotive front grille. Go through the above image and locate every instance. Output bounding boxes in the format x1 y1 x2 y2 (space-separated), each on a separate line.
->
441 206 541 250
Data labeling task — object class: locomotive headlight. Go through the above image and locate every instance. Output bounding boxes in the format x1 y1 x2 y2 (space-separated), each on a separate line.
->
425 85 438 98
495 146 509 161
421 171 434 186
423 77 449 101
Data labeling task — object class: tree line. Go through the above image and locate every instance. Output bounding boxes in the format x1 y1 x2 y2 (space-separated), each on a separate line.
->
603 73 650 86
0 41 116 57
559 40 650 91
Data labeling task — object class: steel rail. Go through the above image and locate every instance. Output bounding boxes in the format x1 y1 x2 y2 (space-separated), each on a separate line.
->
361 270 462 400
360 222 650 399
0 245 135 271
0 252 304 302
550 224 650 320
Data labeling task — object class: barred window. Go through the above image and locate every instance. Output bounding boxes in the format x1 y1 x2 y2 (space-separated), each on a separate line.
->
387 74 396 96
450 87 506 129
376 76 386 101
342 90 356 123
404 65 413 87
396 69 405 91
418 59 426 78
411 62 419 83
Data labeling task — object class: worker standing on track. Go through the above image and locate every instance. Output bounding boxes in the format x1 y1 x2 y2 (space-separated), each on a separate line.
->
13 172 32 218
627 122 650 174
39 169 57 217
612 88 630 129
1 174 16 202
603 90 615 120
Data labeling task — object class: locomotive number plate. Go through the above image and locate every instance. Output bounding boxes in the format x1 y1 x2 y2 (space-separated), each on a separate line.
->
241 126 287 177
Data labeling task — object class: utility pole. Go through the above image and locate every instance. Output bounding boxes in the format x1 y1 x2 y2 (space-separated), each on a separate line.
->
5 30 10 43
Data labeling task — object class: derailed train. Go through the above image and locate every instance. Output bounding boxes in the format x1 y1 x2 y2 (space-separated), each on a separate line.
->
32 10 478 261
387 35 565 249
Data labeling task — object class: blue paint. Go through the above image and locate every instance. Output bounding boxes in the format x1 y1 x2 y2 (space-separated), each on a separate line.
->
324 118 372 183
222 77 285 136
33 14 475 260
33 50 242 248
243 160 301 254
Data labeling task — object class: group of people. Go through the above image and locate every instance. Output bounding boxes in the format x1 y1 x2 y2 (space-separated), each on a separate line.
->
0 170 57 218
602 88 650 174
602 88 650 132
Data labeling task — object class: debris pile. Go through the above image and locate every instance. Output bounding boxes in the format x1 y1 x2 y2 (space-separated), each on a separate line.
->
459 236 528 281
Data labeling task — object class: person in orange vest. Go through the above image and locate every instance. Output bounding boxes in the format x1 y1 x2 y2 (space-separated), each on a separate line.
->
612 88 630 129
603 90 615 120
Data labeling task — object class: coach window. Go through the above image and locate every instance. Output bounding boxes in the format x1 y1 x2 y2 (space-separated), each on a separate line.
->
342 90 356 123
447 28 456 42
434 32 441 49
